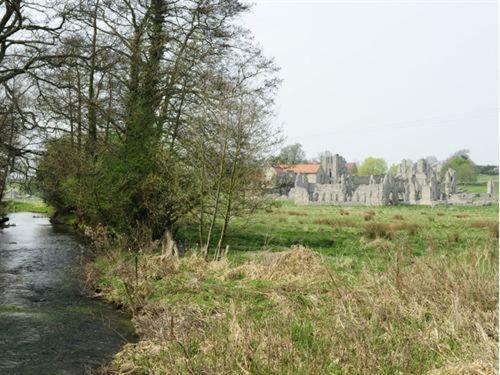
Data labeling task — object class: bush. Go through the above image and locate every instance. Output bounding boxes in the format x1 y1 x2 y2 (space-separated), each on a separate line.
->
441 154 477 183
358 157 387 176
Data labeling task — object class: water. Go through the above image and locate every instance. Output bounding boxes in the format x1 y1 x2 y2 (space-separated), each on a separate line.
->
0 213 135 374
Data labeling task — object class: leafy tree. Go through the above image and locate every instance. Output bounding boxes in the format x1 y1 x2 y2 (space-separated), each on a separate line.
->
346 163 358 175
34 0 280 257
274 143 306 165
475 165 499 176
388 164 398 175
358 157 387 176
441 151 477 183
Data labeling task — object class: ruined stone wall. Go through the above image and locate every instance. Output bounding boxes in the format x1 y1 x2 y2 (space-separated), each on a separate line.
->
287 153 497 206
289 156 473 206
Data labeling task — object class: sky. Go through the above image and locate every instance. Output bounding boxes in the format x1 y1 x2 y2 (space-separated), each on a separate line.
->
241 0 498 165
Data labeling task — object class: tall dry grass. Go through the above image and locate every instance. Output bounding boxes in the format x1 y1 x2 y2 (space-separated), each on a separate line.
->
94 245 498 375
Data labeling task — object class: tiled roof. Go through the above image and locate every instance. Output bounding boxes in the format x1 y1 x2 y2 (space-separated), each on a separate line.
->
276 164 320 174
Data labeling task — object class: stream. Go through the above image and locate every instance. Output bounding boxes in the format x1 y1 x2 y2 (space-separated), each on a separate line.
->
0 212 135 374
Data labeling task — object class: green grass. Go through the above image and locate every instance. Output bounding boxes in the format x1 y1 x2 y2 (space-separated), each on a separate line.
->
89 203 498 374
459 174 499 194
0 305 30 313
177 201 498 272
5 200 53 214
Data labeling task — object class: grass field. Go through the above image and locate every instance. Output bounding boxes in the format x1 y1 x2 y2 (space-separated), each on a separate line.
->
459 174 499 194
4 200 53 215
88 202 498 374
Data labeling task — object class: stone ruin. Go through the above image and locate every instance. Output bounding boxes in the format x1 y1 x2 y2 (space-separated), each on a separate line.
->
289 152 497 206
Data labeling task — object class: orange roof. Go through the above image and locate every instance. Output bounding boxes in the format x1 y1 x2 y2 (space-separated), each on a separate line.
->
276 164 320 174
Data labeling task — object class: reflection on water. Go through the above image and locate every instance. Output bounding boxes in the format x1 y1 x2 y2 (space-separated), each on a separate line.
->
0 212 135 374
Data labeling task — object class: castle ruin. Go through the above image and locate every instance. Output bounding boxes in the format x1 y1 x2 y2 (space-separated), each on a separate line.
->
287 152 495 206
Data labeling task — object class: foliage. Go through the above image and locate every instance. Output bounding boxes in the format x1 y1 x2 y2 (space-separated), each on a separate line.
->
388 163 398 175
273 143 306 165
346 162 358 175
31 0 280 256
475 165 499 176
5 201 52 215
358 157 387 176
441 152 477 183
459 174 499 194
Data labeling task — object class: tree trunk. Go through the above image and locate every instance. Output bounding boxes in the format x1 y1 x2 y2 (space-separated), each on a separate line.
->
205 140 228 258
87 0 99 154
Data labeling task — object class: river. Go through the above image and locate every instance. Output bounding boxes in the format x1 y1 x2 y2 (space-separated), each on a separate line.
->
0 212 135 374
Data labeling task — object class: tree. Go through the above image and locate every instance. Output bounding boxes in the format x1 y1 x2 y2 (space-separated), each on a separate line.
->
34 0 280 256
388 164 398 175
274 143 306 165
346 162 358 175
0 0 65 213
441 151 477 183
358 157 387 176
475 165 499 176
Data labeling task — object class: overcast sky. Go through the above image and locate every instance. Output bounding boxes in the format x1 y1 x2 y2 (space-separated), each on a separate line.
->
241 0 498 165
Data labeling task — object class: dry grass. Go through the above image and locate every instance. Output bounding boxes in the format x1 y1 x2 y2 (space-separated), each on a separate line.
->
470 220 499 239
447 232 460 244
364 211 376 221
364 213 374 221
233 245 329 282
456 213 471 219
363 222 421 239
287 211 309 217
89 204 499 374
95 245 498 375
313 218 358 228
363 222 394 239
393 214 404 220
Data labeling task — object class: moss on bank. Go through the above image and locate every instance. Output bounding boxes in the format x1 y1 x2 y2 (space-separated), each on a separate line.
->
86 204 498 374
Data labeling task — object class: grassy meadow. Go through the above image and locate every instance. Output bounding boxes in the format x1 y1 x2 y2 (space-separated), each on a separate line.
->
88 202 499 374
5 200 53 214
459 174 499 194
